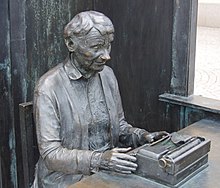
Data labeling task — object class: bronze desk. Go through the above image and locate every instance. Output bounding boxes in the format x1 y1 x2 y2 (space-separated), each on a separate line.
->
69 119 220 188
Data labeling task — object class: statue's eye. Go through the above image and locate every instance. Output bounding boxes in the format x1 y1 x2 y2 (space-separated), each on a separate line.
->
93 46 99 49
91 44 101 50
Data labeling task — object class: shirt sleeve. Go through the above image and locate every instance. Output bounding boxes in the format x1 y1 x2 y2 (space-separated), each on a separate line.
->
110 74 135 147
111 72 151 148
34 91 94 175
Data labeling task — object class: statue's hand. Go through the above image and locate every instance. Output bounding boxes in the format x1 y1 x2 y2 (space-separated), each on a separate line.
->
139 131 169 144
100 147 137 174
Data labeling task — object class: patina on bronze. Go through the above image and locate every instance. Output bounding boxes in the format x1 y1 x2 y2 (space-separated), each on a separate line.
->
32 11 167 188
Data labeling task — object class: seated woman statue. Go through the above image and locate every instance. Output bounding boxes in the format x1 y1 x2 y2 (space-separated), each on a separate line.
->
32 10 167 188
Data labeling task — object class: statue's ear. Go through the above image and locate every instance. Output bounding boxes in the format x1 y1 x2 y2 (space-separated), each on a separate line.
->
65 38 77 52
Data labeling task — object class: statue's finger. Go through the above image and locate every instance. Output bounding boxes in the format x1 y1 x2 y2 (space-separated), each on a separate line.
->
114 158 138 168
112 147 132 153
114 168 132 174
113 153 137 162
115 164 136 172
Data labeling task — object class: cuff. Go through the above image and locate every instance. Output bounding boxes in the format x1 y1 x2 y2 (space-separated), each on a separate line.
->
90 152 103 172
129 127 149 139
129 128 150 146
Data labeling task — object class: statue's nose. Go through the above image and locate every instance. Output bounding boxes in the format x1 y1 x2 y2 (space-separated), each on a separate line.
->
100 50 111 61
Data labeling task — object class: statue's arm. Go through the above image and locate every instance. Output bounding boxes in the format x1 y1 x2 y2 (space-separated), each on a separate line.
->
113 72 167 148
110 73 137 147
34 91 94 175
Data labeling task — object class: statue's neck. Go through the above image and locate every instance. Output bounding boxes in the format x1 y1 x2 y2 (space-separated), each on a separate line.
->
70 53 96 79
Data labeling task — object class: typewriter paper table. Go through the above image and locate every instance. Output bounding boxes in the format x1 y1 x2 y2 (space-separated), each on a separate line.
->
69 119 220 188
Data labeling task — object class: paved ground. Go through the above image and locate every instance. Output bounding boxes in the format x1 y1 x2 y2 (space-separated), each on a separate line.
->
194 26 220 100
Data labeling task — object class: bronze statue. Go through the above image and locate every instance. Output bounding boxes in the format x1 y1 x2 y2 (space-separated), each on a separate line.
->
32 11 167 188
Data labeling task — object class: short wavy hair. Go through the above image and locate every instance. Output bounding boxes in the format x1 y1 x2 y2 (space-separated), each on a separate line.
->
64 11 114 39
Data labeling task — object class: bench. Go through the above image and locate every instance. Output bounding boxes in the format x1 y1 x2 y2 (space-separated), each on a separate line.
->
19 102 39 188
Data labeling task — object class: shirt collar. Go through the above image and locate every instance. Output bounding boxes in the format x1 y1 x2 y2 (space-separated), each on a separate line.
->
64 55 83 80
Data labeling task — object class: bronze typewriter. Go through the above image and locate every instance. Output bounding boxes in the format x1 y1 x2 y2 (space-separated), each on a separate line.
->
128 132 211 187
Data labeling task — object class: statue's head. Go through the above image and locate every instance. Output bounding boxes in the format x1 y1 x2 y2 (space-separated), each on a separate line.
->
64 11 114 77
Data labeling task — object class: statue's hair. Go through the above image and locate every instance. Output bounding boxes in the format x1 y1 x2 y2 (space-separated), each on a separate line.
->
64 11 114 39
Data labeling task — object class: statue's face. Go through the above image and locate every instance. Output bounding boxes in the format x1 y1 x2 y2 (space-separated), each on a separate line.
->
73 28 114 72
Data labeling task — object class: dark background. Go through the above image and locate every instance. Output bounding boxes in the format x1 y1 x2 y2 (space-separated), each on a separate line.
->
0 0 197 187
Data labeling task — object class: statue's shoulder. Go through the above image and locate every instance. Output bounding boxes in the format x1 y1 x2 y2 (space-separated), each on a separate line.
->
101 65 115 77
35 63 63 92
100 65 118 86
